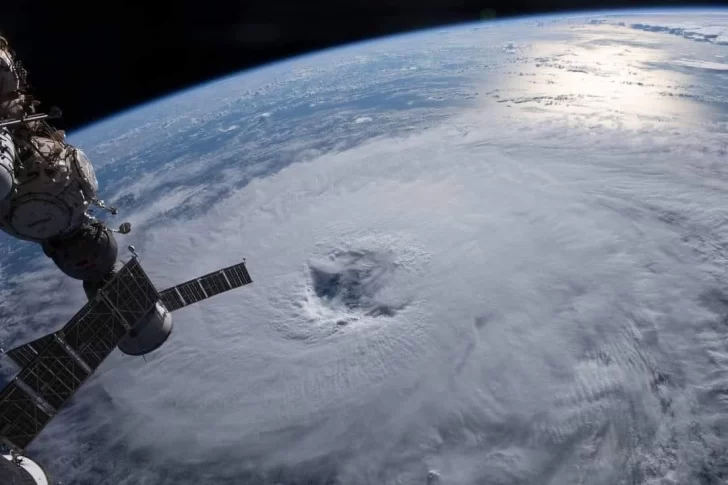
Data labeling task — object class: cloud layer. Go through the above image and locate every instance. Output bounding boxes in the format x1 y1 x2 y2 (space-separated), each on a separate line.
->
2 11 728 485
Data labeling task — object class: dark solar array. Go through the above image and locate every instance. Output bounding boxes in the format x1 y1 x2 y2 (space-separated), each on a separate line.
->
61 299 128 370
101 258 159 326
0 258 252 451
18 340 90 410
224 262 253 288
6 333 56 368
199 271 232 297
159 288 185 311
0 258 160 451
0 383 52 450
177 279 207 306
158 261 252 311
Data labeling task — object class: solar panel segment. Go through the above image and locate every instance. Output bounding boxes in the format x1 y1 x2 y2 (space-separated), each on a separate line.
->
157 261 252 311
0 257 251 452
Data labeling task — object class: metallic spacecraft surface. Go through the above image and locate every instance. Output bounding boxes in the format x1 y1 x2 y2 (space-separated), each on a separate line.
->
0 133 99 243
0 254 253 453
0 453 50 485
0 32 111 278
0 33 255 478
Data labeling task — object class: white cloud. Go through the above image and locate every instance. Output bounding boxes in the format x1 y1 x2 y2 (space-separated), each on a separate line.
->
627 19 728 45
672 58 728 71
4 13 728 485
23 98 728 483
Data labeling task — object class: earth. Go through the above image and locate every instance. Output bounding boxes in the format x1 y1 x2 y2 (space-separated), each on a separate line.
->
2 8 728 485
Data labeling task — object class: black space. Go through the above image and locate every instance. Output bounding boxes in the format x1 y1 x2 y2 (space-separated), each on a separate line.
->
1 0 722 131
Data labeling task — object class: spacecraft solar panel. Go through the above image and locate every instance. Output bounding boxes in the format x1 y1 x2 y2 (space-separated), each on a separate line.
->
175 278 207 306
61 298 128 370
0 262 158 451
223 262 253 289
199 271 232 298
158 261 252 311
158 287 185 312
5 333 56 368
100 257 159 327
17 338 90 411
0 258 252 451
0 382 53 451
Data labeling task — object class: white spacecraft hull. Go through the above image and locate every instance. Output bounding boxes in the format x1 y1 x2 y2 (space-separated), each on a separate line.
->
0 454 50 485
0 132 99 243
118 301 174 355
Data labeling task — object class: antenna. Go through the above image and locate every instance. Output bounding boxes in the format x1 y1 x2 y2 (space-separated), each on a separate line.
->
91 198 118 215
0 107 62 128
128 245 139 259
110 222 131 234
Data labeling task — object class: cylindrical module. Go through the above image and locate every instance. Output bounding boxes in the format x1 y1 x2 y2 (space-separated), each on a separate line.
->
0 454 50 485
0 128 15 203
0 135 99 243
41 222 119 282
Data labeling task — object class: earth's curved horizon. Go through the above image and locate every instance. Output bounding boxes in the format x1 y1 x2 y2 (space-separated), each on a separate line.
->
2 7 728 484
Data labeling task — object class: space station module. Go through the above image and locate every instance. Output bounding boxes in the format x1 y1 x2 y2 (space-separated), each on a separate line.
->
0 34 121 283
0 34 32 121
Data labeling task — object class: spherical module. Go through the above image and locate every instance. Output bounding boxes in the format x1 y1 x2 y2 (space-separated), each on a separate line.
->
41 222 119 281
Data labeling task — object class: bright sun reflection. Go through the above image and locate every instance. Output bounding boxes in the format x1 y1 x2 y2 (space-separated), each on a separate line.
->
480 20 728 131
